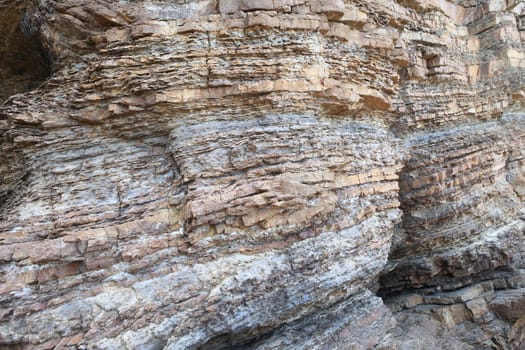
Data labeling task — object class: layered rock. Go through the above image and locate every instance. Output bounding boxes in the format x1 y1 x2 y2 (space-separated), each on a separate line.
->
0 0 523 349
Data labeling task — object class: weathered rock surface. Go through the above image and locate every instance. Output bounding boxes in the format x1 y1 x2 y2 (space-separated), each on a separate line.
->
0 0 524 349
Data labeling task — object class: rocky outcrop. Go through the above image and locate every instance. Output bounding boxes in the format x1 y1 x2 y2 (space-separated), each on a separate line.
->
0 0 524 349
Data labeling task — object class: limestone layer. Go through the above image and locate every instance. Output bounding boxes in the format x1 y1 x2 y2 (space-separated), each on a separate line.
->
0 0 524 349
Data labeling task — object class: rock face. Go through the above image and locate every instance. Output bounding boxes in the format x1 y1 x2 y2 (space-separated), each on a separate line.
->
0 0 524 349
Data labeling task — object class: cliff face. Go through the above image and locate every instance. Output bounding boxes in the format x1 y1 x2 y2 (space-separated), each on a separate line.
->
0 0 524 349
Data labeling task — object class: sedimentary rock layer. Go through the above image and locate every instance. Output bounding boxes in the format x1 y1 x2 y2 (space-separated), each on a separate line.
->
0 0 524 349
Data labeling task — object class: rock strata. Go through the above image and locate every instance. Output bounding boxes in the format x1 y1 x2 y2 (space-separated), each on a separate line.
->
0 0 524 349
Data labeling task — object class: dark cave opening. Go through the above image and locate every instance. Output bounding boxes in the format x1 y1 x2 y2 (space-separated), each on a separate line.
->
0 4 51 104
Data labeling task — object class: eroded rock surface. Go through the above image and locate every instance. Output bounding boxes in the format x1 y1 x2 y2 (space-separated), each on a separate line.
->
0 0 524 349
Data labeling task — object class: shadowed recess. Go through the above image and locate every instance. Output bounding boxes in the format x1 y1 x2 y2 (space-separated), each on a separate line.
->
0 3 51 104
